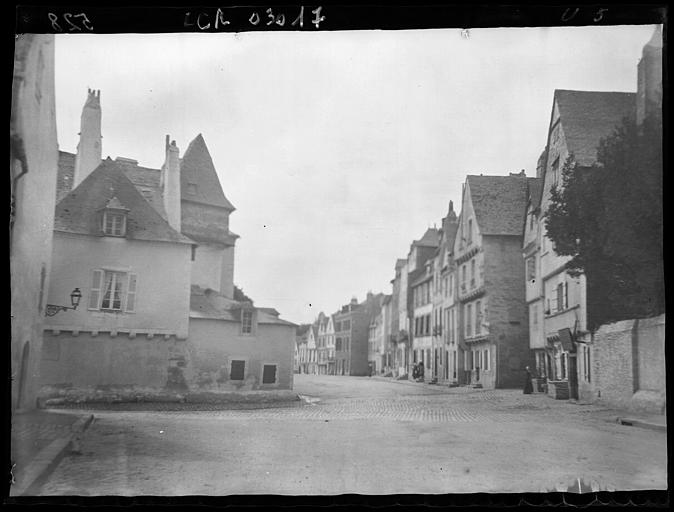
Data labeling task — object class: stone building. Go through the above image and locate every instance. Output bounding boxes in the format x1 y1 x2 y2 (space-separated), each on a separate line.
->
335 293 384 376
10 35 59 410
367 309 383 375
295 324 315 374
405 229 440 376
389 258 408 376
432 201 460 384
40 90 296 396
316 312 335 375
454 173 534 389
411 263 433 378
532 89 636 399
532 26 663 409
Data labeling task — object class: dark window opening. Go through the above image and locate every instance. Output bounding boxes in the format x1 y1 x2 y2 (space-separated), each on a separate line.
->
230 360 245 380
262 364 277 384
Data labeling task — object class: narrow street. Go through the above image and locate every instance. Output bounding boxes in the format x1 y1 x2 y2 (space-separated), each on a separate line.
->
35 375 666 495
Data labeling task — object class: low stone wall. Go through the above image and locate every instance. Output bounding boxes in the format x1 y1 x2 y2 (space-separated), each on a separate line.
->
588 314 665 414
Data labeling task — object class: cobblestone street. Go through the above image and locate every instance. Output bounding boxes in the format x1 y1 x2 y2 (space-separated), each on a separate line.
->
36 375 666 495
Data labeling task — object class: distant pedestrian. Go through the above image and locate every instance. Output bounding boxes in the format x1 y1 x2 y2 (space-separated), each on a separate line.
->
523 366 533 394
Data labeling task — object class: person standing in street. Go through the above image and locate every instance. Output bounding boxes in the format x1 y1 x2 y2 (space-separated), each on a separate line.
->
523 366 533 394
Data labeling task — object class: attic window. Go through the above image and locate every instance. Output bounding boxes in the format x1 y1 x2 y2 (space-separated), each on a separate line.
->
187 183 197 195
102 211 127 236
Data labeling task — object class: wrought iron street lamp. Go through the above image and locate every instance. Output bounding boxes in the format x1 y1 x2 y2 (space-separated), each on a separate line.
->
45 288 82 317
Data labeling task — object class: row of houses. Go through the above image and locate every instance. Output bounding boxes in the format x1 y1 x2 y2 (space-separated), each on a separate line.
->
296 27 664 411
295 293 386 376
11 36 297 410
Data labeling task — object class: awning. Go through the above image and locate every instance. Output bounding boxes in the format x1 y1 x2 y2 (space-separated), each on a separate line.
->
558 327 575 352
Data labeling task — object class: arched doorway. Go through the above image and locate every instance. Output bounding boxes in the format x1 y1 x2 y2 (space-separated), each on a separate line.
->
17 341 30 409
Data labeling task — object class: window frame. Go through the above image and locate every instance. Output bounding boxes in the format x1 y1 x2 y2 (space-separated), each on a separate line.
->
240 309 255 335
229 358 247 381
102 210 128 237
260 361 279 386
90 269 137 313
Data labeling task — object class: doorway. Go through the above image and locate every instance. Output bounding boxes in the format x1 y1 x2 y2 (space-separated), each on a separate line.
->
17 341 30 409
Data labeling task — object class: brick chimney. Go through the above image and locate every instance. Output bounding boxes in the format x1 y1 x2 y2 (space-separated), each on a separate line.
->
161 135 181 231
72 88 102 188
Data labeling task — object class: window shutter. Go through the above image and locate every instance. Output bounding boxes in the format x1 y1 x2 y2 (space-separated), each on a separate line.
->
125 273 138 312
564 282 568 309
88 269 103 310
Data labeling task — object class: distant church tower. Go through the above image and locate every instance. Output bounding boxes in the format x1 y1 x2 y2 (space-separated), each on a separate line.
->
636 26 662 126
73 88 102 187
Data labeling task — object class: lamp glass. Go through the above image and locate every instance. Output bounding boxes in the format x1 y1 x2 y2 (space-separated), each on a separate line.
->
70 288 82 308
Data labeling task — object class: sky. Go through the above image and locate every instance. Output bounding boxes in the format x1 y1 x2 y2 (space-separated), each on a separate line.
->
54 25 658 325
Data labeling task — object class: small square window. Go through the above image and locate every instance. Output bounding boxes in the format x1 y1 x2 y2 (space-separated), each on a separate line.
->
187 183 197 195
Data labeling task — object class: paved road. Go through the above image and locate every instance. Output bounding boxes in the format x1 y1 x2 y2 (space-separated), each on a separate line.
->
36 375 666 495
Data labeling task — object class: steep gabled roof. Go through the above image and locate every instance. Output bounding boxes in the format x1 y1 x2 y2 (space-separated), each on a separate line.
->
554 90 636 167
181 134 235 211
54 158 193 244
527 177 544 211
466 175 529 236
442 221 459 252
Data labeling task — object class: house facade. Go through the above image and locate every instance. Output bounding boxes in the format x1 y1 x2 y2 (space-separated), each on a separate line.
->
40 90 296 395
405 229 439 377
530 27 662 404
411 265 433 378
335 293 383 376
316 312 335 375
10 34 59 410
433 202 460 384
367 310 383 375
536 89 635 399
390 258 408 376
454 174 533 389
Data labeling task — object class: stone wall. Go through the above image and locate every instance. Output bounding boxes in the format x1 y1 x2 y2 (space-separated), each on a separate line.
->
187 318 296 391
483 235 532 388
40 332 189 390
584 314 665 414
11 35 59 410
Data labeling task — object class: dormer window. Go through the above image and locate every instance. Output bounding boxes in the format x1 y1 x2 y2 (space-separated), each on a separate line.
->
99 196 129 237
103 212 126 236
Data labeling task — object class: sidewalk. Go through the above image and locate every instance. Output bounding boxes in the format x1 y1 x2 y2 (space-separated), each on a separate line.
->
9 409 94 496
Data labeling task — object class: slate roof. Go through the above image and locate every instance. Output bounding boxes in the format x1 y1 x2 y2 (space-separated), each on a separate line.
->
181 134 235 211
189 285 296 326
56 135 240 246
56 151 76 203
554 90 636 167
296 324 312 337
395 258 407 269
413 228 440 247
54 158 193 244
466 175 531 236
411 271 433 288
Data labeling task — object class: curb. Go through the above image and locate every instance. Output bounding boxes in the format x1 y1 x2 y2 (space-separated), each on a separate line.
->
616 416 667 433
11 414 95 496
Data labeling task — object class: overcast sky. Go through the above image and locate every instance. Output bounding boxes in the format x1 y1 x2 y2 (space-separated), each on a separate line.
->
54 25 658 325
